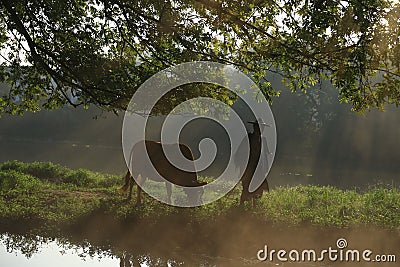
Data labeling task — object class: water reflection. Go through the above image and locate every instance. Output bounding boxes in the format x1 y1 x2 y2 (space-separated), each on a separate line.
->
2 224 399 267
0 234 118 267
0 232 285 267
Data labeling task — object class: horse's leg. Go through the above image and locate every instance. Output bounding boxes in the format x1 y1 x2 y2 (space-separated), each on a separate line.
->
240 187 246 206
136 175 144 205
136 185 142 206
128 175 134 200
263 179 270 193
165 182 172 204
240 177 250 206
118 170 132 199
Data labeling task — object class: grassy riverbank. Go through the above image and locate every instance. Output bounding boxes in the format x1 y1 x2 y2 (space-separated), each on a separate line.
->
0 161 399 234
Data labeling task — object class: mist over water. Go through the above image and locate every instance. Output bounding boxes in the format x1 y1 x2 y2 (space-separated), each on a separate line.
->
0 107 126 174
0 83 399 189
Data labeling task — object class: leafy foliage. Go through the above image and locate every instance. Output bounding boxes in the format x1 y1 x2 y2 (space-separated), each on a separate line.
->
0 169 40 191
0 0 399 114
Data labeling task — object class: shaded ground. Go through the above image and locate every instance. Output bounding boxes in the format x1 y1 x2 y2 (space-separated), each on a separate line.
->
43 189 110 200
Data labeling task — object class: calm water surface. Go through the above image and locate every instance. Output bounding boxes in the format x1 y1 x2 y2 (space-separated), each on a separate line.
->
0 234 119 267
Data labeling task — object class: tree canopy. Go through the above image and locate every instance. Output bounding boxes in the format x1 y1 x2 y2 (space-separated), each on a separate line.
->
1 0 400 115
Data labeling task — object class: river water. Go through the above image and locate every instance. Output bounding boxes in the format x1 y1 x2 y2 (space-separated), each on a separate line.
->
1 222 399 267
1 234 118 267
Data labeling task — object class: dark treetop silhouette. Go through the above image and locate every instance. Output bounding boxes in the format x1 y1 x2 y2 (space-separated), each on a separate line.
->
1 0 400 116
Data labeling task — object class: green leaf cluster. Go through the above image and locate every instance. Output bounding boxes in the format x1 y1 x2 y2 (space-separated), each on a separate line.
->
0 0 400 114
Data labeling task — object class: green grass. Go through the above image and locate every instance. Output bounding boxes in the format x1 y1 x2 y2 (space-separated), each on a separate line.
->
0 160 120 188
256 185 400 228
0 160 399 232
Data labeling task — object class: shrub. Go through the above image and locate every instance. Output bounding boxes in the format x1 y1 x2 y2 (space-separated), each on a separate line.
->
0 160 70 183
64 169 98 187
0 161 122 188
0 170 41 191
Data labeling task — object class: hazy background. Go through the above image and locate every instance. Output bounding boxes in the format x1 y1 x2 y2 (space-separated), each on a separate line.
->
1 78 399 190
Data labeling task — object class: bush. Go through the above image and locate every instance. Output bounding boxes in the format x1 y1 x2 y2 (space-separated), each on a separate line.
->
0 170 41 191
64 169 98 187
0 161 122 188
0 160 70 183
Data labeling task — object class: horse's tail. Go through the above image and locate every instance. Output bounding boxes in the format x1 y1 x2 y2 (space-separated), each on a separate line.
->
118 144 136 194
118 170 132 194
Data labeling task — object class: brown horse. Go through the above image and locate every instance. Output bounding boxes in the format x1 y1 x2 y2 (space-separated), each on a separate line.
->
119 140 207 205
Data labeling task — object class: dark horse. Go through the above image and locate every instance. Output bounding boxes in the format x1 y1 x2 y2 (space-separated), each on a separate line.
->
119 140 207 205
238 120 270 206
